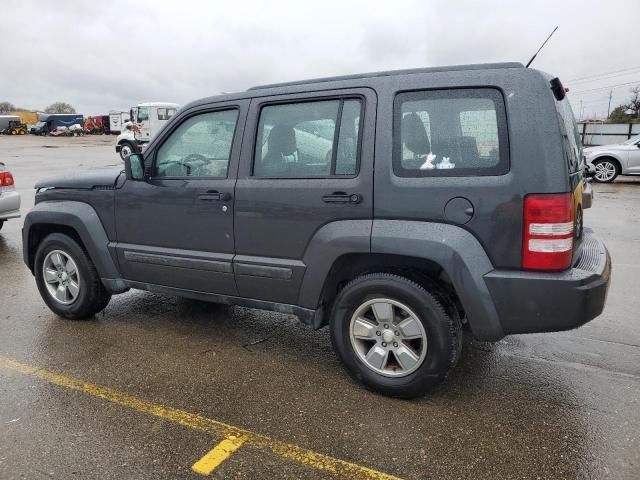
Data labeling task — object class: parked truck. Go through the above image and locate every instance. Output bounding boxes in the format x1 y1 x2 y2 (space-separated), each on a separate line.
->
30 114 84 136
115 102 179 160
108 110 130 134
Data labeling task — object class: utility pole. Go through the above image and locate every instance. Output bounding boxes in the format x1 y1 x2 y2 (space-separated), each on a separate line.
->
607 90 613 119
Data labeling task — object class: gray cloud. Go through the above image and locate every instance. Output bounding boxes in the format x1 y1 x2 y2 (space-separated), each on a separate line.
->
1 0 638 119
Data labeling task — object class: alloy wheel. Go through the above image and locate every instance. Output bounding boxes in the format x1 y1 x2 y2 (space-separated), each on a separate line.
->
349 298 428 377
42 250 81 305
594 161 617 182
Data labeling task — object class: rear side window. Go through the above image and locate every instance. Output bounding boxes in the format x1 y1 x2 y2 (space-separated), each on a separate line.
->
157 108 177 121
393 88 508 176
253 98 362 178
556 99 582 173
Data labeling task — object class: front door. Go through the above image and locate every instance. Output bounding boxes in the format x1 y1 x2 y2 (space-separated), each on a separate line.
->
233 89 376 305
626 136 640 173
114 101 248 295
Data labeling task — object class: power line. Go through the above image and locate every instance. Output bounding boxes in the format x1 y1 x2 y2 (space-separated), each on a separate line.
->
570 80 640 95
565 65 640 83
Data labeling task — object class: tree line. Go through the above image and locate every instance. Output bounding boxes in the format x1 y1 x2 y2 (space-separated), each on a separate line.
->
607 87 640 123
0 101 77 114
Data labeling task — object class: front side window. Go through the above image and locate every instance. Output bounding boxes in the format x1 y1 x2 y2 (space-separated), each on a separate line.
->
137 107 149 122
253 98 362 178
394 89 508 176
154 109 238 178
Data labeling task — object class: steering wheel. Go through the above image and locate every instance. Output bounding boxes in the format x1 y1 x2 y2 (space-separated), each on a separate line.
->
176 153 208 176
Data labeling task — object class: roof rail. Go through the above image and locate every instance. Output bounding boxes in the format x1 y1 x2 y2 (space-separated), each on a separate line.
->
248 62 524 91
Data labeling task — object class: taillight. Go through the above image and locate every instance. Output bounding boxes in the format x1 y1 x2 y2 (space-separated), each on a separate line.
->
0 171 15 187
523 193 574 271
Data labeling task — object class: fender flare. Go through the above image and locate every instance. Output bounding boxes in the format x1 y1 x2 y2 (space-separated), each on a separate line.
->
370 220 503 341
298 220 372 309
22 201 127 293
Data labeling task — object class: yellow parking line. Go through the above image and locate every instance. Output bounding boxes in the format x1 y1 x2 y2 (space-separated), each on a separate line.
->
0 355 403 480
192 435 249 475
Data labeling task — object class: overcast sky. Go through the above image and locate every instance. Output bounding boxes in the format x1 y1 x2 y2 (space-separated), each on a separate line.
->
2 0 638 120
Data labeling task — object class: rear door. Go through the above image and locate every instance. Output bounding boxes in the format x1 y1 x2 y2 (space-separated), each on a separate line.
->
234 89 376 304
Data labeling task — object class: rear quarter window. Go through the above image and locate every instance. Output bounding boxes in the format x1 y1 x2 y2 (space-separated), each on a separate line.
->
393 88 509 177
556 99 582 173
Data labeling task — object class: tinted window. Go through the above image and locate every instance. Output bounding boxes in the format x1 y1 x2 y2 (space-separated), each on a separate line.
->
254 99 362 178
394 89 508 176
154 109 238 178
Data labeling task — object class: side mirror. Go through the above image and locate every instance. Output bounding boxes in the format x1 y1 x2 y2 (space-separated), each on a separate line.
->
124 153 145 181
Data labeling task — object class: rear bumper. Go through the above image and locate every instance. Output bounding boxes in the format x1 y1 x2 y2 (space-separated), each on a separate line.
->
484 229 611 335
0 190 21 220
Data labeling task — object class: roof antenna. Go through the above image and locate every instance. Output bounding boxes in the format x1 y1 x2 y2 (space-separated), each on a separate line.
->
525 26 558 68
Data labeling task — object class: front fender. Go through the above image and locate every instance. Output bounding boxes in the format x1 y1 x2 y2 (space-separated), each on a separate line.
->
22 201 127 293
371 220 503 341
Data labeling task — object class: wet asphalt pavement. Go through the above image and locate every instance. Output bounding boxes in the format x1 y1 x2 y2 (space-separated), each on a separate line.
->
0 135 638 479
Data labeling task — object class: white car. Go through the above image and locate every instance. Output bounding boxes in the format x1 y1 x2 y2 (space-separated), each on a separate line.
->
0 162 20 231
584 134 640 182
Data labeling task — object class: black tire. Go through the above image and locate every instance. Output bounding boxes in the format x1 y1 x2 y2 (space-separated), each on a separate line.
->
592 158 620 183
119 141 134 161
330 273 462 398
34 233 111 320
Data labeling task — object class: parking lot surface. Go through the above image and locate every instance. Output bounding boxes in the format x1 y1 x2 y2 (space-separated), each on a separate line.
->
0 135 638 479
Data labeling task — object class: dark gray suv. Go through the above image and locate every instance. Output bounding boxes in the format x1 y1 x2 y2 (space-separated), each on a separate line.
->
23 62 611 398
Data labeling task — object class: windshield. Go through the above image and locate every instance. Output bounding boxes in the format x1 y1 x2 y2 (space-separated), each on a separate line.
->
35 121 46 127
623 134 640 145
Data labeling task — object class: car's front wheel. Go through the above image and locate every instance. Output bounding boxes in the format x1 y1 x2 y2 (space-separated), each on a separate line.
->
34 233 111 320
592 158 619 183
330 273 462 398
119 141 134 160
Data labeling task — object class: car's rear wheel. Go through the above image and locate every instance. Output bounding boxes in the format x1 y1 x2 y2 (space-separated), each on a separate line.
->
592 158 619 183
35 233 111 320
330 273 462 398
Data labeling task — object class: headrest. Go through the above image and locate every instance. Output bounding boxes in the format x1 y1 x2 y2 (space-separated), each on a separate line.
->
267 125 297 157
402 113 430 155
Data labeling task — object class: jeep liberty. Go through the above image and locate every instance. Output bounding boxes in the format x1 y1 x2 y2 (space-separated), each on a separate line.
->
23 62 611 397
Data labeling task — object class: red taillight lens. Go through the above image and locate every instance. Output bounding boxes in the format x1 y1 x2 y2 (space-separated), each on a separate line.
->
523 193 574 271
0 171 15 187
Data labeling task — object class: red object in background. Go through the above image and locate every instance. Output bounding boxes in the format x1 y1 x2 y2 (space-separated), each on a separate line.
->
84 115 105 132
0 171 15 187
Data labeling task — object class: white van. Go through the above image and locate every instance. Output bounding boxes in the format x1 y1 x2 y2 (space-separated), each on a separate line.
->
115 102 179 160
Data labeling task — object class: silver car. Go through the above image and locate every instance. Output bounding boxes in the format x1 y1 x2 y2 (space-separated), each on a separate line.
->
0 162 21 230
584 134 640 183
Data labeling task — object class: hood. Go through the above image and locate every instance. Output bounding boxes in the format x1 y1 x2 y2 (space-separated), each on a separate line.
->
35 166 123 190
584 144 621 153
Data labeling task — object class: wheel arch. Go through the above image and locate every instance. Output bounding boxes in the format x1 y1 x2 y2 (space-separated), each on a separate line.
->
23 201 127 294
300 219 504 341
592 154 623 172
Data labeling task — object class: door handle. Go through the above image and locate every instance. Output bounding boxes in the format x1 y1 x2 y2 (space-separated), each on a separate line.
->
322 192 363 204
198 190 232 202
